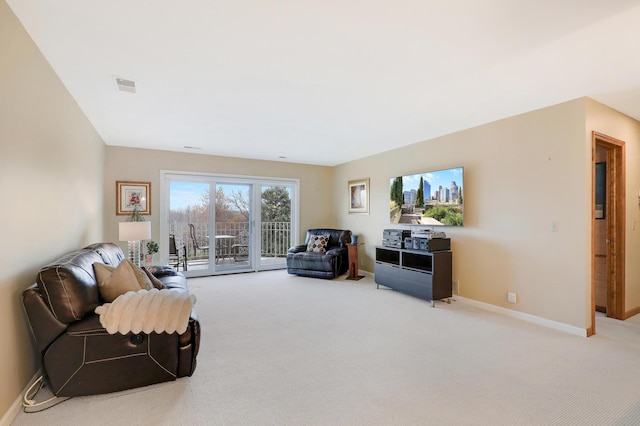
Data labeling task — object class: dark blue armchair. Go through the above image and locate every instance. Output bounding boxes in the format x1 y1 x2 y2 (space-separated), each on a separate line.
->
286 228 352 279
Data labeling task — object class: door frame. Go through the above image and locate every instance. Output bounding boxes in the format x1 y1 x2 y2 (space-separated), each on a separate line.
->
589 131 625 336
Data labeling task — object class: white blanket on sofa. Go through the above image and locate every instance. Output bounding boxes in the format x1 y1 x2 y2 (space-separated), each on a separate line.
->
95 288 195 335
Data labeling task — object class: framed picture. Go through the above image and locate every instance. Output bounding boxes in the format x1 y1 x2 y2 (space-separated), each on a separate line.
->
348 178 369 214
116 181 151 215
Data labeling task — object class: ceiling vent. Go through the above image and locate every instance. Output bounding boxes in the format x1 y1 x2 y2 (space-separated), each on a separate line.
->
114 77 136 93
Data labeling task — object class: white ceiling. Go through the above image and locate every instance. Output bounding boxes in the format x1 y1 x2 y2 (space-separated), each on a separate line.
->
7 0 640 166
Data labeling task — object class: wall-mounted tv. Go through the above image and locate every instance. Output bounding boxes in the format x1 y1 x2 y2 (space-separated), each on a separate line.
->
390 166 464 226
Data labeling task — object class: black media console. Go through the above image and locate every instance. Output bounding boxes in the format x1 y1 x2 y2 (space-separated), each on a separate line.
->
375 246 452 307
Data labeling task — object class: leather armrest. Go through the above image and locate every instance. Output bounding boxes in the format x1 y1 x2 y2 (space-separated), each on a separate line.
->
177 313 200 377
22 285 67 352
288 244 307 254
159 274 189 291
325 247 346 256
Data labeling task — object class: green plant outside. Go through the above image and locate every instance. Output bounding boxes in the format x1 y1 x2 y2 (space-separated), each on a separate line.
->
423 205 463 226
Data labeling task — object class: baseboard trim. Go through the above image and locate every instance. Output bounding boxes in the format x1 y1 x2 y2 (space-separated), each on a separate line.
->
624 306 640 319
455 296 588 337
0 371 41 426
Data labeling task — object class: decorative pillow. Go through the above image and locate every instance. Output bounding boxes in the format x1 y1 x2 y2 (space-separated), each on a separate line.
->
307 234 330 254
93 260 154 302
141 266 167 290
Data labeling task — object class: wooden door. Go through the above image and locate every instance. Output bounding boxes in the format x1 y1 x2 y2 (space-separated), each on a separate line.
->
590 132 625 336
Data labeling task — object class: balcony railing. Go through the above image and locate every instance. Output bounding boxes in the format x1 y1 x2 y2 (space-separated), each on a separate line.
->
169 221 291 260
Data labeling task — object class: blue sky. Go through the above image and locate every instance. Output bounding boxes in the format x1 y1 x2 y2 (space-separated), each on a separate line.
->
170 181 252 210
396 166 463 195
170 181 209 209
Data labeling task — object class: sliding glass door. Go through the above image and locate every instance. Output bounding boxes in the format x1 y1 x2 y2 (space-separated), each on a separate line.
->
214 182 253 273
166 178 213 275
161 172 298 277
259 184 293 270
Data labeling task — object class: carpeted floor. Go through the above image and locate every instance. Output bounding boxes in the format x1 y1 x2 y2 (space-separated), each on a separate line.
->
12 270 640 425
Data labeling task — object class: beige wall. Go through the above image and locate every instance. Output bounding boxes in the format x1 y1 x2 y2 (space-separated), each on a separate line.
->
334 97 640 331
0 1 105 419
105 147 334 255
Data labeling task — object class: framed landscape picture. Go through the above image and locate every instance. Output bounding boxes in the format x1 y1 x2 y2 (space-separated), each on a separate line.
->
116 181 151 215
348 178 369 214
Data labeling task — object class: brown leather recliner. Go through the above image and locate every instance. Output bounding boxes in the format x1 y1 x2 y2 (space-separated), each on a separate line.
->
22 242 200 397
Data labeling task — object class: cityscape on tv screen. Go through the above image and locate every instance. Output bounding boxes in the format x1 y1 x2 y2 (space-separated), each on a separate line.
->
389 166 464 226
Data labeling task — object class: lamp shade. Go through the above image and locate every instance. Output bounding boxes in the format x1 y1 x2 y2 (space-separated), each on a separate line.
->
119 221 151 241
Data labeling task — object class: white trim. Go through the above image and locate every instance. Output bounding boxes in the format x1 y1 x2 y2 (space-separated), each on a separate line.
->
160 167 302 185
455 296 588 337
1 370 41 426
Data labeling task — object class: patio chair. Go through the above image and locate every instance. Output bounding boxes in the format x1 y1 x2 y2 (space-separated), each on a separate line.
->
232 230 249 261
189 223 209 258
169 234 187 271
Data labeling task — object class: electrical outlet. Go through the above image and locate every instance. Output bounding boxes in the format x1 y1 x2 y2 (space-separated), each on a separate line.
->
452 280 459 294
359 259 363 266
507 292 517 304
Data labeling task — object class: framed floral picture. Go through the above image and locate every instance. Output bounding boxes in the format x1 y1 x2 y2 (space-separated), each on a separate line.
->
348 178 369 214
116 181 151 215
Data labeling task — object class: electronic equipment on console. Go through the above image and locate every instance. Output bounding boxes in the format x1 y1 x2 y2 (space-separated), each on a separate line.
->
409 237 451 252
382 229 411 248
410 229 447 239
388 228 451 252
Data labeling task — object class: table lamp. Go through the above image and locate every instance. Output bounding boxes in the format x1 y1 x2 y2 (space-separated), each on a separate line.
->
119 221 152 267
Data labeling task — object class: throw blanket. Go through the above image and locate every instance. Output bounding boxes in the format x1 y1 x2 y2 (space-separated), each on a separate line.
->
95 288 195 335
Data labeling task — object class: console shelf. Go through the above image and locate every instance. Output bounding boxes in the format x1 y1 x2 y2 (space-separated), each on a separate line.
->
375 246 452 307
